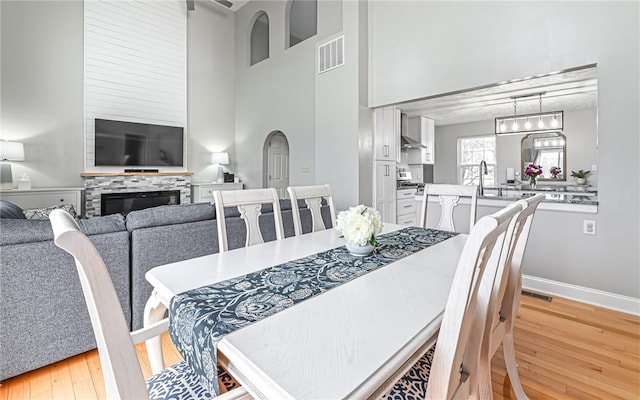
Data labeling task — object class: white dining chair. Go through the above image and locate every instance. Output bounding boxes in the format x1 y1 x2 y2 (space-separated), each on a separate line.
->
213 188 284 253
483 193 545 399
418 184 478 233
287 184 337 235
49 209 250 400
381 203 520 399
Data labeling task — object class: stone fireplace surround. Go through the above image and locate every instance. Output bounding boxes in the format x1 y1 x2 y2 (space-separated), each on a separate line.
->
82 173 192 217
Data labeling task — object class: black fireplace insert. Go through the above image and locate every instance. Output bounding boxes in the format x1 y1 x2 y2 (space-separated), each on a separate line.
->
101 190 180 216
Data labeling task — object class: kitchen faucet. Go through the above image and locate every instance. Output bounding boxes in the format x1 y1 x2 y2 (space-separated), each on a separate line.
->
479 160 488 196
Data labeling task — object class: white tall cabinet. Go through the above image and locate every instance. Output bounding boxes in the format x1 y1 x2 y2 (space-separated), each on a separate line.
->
373 106 399 223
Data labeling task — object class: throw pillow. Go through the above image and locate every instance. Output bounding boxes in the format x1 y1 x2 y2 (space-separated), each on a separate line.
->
23 204 78 220
0 200 26 219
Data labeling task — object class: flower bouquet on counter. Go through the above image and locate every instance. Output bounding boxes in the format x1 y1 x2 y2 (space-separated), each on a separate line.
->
336 205 382 247
550 166 562 179
524 163 543 187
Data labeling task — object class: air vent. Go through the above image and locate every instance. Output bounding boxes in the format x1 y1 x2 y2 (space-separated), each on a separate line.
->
215 0 233 8
318 36 344 74
522 290 553 302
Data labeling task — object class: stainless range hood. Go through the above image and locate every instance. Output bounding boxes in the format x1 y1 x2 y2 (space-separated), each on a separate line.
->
400 113 427 149
401 135 426 149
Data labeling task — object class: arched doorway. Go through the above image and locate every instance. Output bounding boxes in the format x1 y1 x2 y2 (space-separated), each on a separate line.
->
263 131 290 198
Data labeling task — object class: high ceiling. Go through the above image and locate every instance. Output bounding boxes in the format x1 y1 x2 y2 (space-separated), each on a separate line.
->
397 66 598 126
209 0 248 12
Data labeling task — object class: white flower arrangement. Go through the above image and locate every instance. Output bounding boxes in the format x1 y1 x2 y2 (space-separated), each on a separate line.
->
336 205 383 246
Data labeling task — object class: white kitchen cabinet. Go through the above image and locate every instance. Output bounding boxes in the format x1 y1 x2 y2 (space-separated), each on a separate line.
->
420 116 435 164
373 105 399 224
0 188 84 215
373 161 396 223
406 116 435 164
396 188 417 226
373 106 400 162
191 182 243 203
396 188 417 201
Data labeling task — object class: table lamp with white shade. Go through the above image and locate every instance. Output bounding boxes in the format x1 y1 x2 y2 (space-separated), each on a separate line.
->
211 152 229 183
0 141 25 190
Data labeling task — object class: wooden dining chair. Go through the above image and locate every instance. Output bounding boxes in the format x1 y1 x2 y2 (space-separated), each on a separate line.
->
49 209 250 400
381 203 520 399
287 184 337 235
483 193 545 399
213 188 284 253
418 184 478 233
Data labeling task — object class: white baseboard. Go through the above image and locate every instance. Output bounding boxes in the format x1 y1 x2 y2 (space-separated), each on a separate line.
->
523 275 640 316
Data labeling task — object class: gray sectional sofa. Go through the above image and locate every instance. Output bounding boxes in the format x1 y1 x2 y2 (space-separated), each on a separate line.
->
0 214 130 381
0 199 330 381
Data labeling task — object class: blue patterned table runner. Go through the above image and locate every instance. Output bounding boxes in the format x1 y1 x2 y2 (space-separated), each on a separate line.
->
168 227 458 394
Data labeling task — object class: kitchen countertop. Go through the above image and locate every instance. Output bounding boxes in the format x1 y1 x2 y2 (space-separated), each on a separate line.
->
485 183 598 194
479 193 598 205
481 183 598 206
413 183 598 213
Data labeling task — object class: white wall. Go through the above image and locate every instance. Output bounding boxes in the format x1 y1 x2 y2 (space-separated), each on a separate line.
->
234 1 318 190
235 69 317 188
1 1 84 189
234 0 365 211
315 1 367 211
187 1 237 183
434 108 598 185
369 1 640 299
357 0 372 206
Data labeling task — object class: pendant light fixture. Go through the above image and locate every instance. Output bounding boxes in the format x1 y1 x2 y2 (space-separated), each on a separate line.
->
495 92 563 135
511 99 519 131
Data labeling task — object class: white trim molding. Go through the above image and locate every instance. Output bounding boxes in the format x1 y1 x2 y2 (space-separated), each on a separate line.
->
523 275 640 316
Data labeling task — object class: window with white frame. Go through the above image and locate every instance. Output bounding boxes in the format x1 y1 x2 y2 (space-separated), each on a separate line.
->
458 136 496 186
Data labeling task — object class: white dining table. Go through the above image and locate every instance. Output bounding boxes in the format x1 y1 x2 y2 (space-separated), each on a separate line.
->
144 224 467 399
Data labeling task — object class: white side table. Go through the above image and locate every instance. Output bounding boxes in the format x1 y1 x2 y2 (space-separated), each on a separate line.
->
0 188 84 215
191 182 243 203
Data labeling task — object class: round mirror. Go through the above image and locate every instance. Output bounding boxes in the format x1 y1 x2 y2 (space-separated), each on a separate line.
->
521 132 567 181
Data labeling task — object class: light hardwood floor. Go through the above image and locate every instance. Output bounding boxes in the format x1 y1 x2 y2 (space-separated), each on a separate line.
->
1 293 638 399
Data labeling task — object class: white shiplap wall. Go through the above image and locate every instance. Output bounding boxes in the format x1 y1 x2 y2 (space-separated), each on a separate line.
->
84 0 187 171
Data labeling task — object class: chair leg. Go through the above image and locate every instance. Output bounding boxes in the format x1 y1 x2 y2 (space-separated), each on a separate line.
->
503 326 528 400
144 293 168 374
478 364 494 400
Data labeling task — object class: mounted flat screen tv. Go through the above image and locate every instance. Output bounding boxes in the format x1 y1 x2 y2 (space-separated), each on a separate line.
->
94 119 184 167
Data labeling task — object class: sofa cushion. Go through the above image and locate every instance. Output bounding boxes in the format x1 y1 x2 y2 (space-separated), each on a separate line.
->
0 200 25 219
78 214 127 236
126 203 216 231
0 214 126 246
